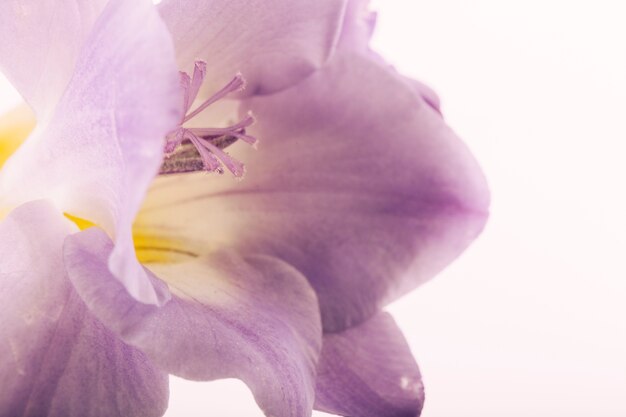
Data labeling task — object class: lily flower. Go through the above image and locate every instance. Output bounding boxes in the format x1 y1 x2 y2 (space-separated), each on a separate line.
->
0 0 489 417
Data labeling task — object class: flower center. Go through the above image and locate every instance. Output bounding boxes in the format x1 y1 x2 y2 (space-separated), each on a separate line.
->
0 106 199 264
160 61 257 177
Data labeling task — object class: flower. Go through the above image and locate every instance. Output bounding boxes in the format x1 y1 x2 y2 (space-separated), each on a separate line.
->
0 1 489 417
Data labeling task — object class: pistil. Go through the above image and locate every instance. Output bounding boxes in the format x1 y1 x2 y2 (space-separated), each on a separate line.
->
161 61 257 177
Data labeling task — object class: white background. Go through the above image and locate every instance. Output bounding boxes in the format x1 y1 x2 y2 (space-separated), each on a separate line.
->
2 1 625 416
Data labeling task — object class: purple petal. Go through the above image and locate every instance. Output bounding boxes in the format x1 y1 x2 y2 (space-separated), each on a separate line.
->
405 78 442 114
315 313 424 417
336 1 441 113
158 0 347 96
0 201 168 417
337 0 378 52
0 0 107 119
135 52 489 332
0 0 182 305
64 227 323 417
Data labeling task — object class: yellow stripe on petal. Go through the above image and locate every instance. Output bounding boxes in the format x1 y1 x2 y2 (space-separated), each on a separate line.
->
66 212 195 264
0 105 35 168
133 229 197 264
64 213 96 231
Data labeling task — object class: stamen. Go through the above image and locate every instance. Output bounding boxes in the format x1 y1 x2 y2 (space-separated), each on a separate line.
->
164 128 184 154
185 61 207 113
194 132 245 177
232 133 258 147
162 61 257 177
179 72 191 114
188 113 255 137
186 130 223 173
183 73 246 123
159 143 205 174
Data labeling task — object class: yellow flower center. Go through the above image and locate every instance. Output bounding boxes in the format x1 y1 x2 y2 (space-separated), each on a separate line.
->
1 105 193 264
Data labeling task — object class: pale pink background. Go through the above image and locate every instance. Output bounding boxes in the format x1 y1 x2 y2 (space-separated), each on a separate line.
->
1 1 625 416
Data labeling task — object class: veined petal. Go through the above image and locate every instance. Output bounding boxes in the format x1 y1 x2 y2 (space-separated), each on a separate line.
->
64 227 323 417
315 313 424 417
0 201 168 417
0 0 182 305
0 0 107 120
158 0 347 96
136 52 489 332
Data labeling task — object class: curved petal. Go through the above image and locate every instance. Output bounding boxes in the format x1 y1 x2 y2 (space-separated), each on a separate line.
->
136 52 489 332
64 227 323 417
404 77 442 114
0 0 107 120
158 0 347 96
0 0 182 305
337 0 377 52
334 0 441 113
0 201 168 417
314 312 424 417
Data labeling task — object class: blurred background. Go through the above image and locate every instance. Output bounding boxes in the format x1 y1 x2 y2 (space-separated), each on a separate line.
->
2 1 624 416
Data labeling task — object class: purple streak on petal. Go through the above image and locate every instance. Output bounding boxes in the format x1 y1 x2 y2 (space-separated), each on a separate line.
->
158 0 348 96
0 0 107 120
239 52 490 332
315 312 424 417
136 52 489 332
0 201 168 417
64 227 323 417
0 0 182 306
403 77 442 115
